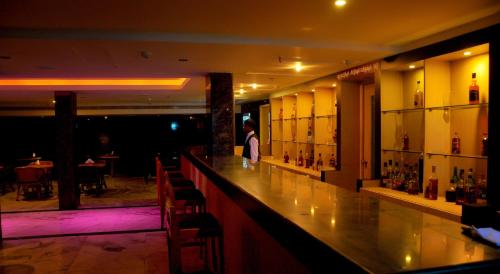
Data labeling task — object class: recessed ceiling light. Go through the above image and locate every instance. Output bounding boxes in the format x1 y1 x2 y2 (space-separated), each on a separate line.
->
104 116 108 120
463 51 471 56
409 65 416 69
239 88 245 94
334 0 346 7
295 93 298 96
311 89 316 92
51 100 56 104
294 62 303 72
252 83 257 89
332 83 337 87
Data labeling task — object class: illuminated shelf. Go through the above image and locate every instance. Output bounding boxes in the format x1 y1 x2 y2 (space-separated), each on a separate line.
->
382 107 425 114
426 103 488 111
297 116 313 120
271 119 283 122
316 143 337 146
426 152 487 160
382 149 423 154
315 114 337 118
283 118 296 121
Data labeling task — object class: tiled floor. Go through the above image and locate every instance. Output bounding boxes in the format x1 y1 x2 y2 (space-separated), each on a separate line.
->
0 176 157 212
2 207 161 239
0 232 169 274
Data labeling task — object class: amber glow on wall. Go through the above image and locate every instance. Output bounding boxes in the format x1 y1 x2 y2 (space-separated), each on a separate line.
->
0 78 189 90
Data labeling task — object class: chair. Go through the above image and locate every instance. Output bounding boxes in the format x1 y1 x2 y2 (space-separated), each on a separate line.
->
165 183 223 274
15 167 46 201
78 165 104 196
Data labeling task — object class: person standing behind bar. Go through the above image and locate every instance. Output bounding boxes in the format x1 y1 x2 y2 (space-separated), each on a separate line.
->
242 119 260 162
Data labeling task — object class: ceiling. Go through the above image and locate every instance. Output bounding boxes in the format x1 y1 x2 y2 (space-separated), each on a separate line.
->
0 0 499 108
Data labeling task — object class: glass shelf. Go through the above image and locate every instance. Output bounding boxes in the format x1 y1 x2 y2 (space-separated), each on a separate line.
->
382 108 425 114
297 117 313 120
426 103 488 111
271 139 283 142
271 118 283 122
283 118 296 121
426 152 487 159
297 141 314 145
316 143 337 146
315 114 337 119
382 149 423 154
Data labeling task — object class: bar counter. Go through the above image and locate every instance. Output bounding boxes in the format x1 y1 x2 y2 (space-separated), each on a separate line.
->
181 152 500 273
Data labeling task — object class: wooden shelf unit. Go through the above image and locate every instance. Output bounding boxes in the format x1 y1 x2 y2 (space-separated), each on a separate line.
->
270 88 338 175
379 43 489 202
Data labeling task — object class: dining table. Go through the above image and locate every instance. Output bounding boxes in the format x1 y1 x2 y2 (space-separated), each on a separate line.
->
98 154 119 177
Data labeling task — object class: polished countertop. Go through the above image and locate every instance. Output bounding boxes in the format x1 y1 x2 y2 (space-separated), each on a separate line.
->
187 153 500 273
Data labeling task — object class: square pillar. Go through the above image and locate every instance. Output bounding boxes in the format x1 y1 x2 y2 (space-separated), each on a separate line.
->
207 73 235 156
55 91 79 209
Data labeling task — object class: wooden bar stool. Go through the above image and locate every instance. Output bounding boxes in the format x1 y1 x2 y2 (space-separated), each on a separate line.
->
166 183 223 274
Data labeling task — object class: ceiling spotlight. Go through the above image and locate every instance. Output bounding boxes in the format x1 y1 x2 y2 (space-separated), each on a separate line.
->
294 62 303 72
311 89 316 92
104 116 108 120
334 0 347 7
239 88 246 94
409 65 416 69
463 51 471 56
252 83 257 89
294 93 298 96
51 100 56 104
332 83 337 87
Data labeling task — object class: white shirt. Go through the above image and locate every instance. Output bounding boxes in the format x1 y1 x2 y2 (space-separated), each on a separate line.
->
245 130 259 162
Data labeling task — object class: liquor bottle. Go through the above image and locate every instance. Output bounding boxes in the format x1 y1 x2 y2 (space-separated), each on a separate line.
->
279 108 283 119
465 168 477 204
304 152 310 168
456 169 465 205
414 80 424 108
392 162 400 190
481 133 488 156
317 153 323 170
329 154 336 168
284 151 289 163
446 167 458 202
477 174 487 202
403 132 409 151
451 132 461 154
407 167 419 195
386 160 393 188
403 163 410 191
309 150 315 170
469 73 479 104
298 150 304 167
427 166 438 200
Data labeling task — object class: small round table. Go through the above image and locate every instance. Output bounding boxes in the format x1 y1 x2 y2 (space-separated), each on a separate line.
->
98 155 119 177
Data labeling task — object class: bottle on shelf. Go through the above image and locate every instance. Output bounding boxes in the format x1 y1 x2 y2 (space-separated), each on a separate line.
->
481 133 488 156
451 132 461 154
392 162 400 190
456 169 465 205
309 150 315 170
469 72 479 104
279 108 283 119
465 168 477 204
317 153 323 170
307 125 313 143
329 154 336 168
407 166 419 195
446 167 458 202
284 151 289 163
477 174 487 203
426 166 438 200
386 160 393 188
403 132 409 151
418 154 424 192
414 80 424 108
298 150 304 167
304 152 310 168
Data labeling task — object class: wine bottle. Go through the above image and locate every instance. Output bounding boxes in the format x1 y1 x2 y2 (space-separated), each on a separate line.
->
304 152 310 168
465 168 476 204
451 132 461 154
284 151 289 163
403 132 409 151
427 166 438 200
481 133 488 156
317 153 323 170
456 169 465 205
469 73 479 104
414 80 424 108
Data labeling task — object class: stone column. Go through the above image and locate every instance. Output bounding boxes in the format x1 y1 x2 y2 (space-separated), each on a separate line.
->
54 91 79 209
207 73 235 156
